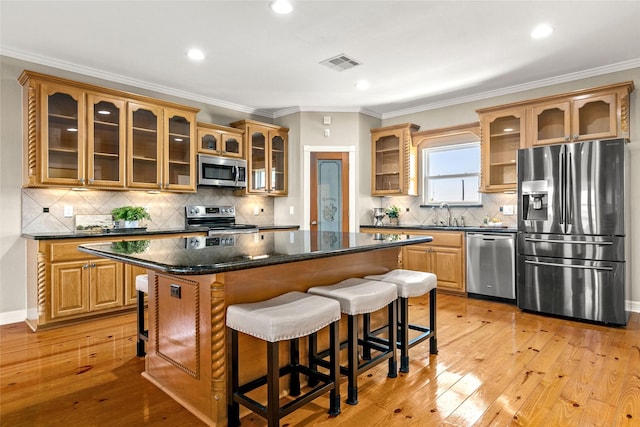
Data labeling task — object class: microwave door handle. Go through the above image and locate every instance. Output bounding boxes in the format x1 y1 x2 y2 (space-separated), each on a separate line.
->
232 165 238 184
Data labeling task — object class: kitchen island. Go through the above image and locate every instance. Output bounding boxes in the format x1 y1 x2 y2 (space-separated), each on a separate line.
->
78 230 432 426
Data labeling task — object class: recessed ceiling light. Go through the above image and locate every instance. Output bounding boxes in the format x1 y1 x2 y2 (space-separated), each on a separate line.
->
187 48 205 61
355 80 370 90
531 23 553 39
270 0 293 14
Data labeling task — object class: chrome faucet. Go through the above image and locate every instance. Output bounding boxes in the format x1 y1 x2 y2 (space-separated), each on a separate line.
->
439 202 451 226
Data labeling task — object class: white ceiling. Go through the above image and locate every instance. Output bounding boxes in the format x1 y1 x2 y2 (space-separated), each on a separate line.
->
2 1 640 118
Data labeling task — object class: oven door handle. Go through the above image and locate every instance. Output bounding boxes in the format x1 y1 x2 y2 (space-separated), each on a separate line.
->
524 259 613 271
524 237 613 246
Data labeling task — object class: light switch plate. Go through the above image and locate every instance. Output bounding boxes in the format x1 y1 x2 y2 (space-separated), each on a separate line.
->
503 205 514 215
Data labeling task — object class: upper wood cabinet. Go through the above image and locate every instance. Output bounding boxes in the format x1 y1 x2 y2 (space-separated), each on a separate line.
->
19 71 199 192
230 119 288 196
370 123 420 196
477 81 634 192
478 109 527 193
197 122 244 158
531 88 629 146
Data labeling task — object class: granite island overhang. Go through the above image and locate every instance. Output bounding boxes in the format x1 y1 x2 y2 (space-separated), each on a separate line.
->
78 230 432 426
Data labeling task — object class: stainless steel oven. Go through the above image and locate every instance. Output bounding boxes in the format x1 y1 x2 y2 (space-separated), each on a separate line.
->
185 205 258 235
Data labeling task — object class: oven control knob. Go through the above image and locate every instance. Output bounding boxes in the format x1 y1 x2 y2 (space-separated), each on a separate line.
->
189 207 200 215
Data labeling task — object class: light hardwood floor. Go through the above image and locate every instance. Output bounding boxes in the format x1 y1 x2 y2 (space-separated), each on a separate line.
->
1 294 638 426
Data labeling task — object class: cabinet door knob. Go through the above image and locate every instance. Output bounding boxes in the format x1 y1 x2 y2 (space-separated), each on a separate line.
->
573 135 579 140
83 263 89 269
90 263 96 268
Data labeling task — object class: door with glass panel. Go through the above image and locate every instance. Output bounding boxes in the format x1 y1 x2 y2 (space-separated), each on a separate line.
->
310 152 349 236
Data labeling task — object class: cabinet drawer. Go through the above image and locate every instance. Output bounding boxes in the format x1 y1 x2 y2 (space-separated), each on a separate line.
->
404 230 463 247
50 241 99 262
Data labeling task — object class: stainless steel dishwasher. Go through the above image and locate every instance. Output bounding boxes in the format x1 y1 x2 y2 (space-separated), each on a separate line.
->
466 232 516 301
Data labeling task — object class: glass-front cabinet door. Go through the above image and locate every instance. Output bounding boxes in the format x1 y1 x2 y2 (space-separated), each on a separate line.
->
87 94 126 188
249 128 268 194
197 123 243 158
531 101 571 146
269 130 288 195
128 102 162 189
571 93 617 141
164 109 196 191
370 123 419 196
480 109 526 192
41 83 86 185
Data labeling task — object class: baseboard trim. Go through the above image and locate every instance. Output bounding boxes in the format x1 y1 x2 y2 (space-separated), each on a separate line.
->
0 309 26 326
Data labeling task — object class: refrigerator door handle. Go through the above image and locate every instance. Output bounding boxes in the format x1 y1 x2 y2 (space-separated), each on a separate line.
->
524 259 613 272
524 237 614 245
559 146 565 227
567 152 573 225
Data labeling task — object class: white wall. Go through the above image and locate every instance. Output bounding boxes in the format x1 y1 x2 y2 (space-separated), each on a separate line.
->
1 55 638 321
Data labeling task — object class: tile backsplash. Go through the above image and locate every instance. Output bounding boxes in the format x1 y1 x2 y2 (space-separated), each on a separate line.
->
374 193 519 228
21 187 275 233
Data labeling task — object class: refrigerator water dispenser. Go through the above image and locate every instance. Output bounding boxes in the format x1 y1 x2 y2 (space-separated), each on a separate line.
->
521 180 548 221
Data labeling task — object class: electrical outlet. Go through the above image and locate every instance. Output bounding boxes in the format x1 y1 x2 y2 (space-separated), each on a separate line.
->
289 206 294 215
254 207 260 215
170 284 181 299
503 205 514 215
63 205 73 218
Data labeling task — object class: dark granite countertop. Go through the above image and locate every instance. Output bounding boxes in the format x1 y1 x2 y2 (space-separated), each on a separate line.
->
78 230 432 275
360 224 517 233
21 224 301 240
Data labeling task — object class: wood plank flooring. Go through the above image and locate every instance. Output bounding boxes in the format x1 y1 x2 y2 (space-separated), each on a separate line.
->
1 294 638 426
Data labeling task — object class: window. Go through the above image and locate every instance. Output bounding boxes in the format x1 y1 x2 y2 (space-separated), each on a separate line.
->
422 142 481 205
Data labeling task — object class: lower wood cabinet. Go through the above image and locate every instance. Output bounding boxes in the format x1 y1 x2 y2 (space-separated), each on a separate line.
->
51 259 123 319
26 232 205 331
360 228 466 294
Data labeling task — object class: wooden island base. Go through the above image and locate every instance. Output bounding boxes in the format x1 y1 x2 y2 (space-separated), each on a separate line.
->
144 247 401 426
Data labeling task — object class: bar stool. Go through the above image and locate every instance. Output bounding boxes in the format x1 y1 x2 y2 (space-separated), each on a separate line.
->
365 269 437 373
307 278 398 405
226 291 341 427
135 274 148 357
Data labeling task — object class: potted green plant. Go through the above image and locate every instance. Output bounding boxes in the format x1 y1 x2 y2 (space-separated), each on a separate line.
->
386 205 401 225
111 206 151 228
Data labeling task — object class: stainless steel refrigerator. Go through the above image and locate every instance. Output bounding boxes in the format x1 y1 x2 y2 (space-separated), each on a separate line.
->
517 139 629 325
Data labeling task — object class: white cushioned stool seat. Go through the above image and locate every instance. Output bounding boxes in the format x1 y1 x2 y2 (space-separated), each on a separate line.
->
135 274 148 293
364 269 438 373
365 269 436 298
307 277 398 405
226 291 342 426
226 291 341 342
307 278 397 315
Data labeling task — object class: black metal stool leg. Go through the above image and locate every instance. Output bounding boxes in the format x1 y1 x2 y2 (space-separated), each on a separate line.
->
387 301 398 378
362 313 372 360
328 321 341 416
227 328 240 427
346 314 359 405
429 288 438 354
266 341 280 427
136 290 146 357
308 331 319 387
289 338 301 396
399 297 410 373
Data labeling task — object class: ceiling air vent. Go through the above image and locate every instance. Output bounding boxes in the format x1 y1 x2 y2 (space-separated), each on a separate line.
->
320 54 362 72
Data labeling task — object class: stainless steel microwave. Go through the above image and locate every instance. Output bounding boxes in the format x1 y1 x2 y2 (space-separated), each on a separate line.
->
197 154 247 188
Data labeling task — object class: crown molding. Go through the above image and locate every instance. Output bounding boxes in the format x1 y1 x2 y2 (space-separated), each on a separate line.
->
381 58 640 119
4 47 638 121
272 105 381 119
1 47 272 118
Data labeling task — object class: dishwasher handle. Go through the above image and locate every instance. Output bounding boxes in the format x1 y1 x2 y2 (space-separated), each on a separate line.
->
467 233 515 242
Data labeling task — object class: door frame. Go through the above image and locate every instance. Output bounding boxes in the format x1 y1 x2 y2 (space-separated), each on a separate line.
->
304 145 356 232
